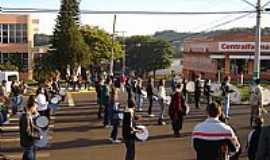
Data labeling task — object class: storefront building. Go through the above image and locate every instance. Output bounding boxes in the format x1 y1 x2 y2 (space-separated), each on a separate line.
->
0 14 39 80
182 32 270 81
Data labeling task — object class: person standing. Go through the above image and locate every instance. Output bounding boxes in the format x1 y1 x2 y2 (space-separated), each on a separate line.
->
221 76 233 119
35 87 50 119
256 125 270 159
247 117 264 160
20 95 42 160
194 74 202 109
122 99 141 160
95 76 104 119
101 78 112 127
158 79 167 125
249 79 264 127
169 84 185 137
146 77 155 117
192 102 240 160
110 87 122 143
135 78 143 112
182 78 188 101
204 79 212 106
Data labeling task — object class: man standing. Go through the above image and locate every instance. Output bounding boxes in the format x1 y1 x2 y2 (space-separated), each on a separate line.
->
146 77 155 117
256 125 270 160
122 99 141 160
221 76 233 119
192 102 240 160
194 74 202 109
250 79 264 127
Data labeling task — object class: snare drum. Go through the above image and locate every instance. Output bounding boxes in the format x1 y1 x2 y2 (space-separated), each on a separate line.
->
135 125 149 141
186 81 195 93
35 116 49 129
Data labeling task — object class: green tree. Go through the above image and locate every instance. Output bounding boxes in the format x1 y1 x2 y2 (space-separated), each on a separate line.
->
8 54 24 71
50 0 89 74
80 25 123 66
126 36 174 78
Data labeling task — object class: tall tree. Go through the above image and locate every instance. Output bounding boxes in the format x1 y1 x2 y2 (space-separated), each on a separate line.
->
126 36 174 77
50 0 89 73
80 25 123 65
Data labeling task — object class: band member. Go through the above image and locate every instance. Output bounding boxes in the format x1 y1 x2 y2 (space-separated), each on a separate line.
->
256 124 270 159
35 87 50 119
135 78 144 112
247 117 264 160
192 102 240 160
169 84 185 137
194 74 202 109
146 77 155 117
20 95 42 160
250 79 264 127
221 76 233 119
110 87 121 143
182 78 188 101
122 99 141 160
158 79 167 125
204 79 212 106
101 78 112 127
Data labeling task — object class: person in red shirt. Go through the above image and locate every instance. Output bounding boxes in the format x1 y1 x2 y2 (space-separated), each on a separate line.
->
169 84 185 137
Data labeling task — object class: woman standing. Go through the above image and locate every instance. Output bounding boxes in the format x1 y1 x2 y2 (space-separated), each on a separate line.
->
158 79 167 125
20 95 42 160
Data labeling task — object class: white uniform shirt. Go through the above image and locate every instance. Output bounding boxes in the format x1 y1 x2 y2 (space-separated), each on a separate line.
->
35 94 48 111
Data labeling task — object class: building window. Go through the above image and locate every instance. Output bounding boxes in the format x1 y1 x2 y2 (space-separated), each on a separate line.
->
2 24 8 44
15 24 22 43
9 24 16 43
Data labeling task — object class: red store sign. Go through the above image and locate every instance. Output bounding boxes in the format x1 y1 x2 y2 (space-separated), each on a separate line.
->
219 42 270 52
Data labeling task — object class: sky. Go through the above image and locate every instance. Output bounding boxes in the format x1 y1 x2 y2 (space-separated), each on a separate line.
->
0 0 270 36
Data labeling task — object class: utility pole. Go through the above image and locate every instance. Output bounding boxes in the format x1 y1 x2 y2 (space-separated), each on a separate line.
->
110 14 117 76
253 0 262 80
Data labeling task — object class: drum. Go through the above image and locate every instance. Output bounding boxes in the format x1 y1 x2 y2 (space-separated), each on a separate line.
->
51 95 62 104
152 96 159 101
210 83 222 97
135 125 149 141
59 90 66 96
186 81 195 93
141 90 147 98
165 96 171 105
34 129 48 148
35 116 49 129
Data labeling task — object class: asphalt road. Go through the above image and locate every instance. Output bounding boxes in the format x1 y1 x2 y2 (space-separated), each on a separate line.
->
1 92 270 160
50 92 270 160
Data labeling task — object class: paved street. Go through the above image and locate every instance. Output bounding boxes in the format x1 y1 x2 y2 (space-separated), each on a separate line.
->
1 92 270 160
49 92 270 160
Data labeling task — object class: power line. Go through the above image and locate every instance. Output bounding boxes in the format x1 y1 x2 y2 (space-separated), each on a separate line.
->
201 13 253 32
239 0 256 8
262 0 270 7
0 7 256 15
